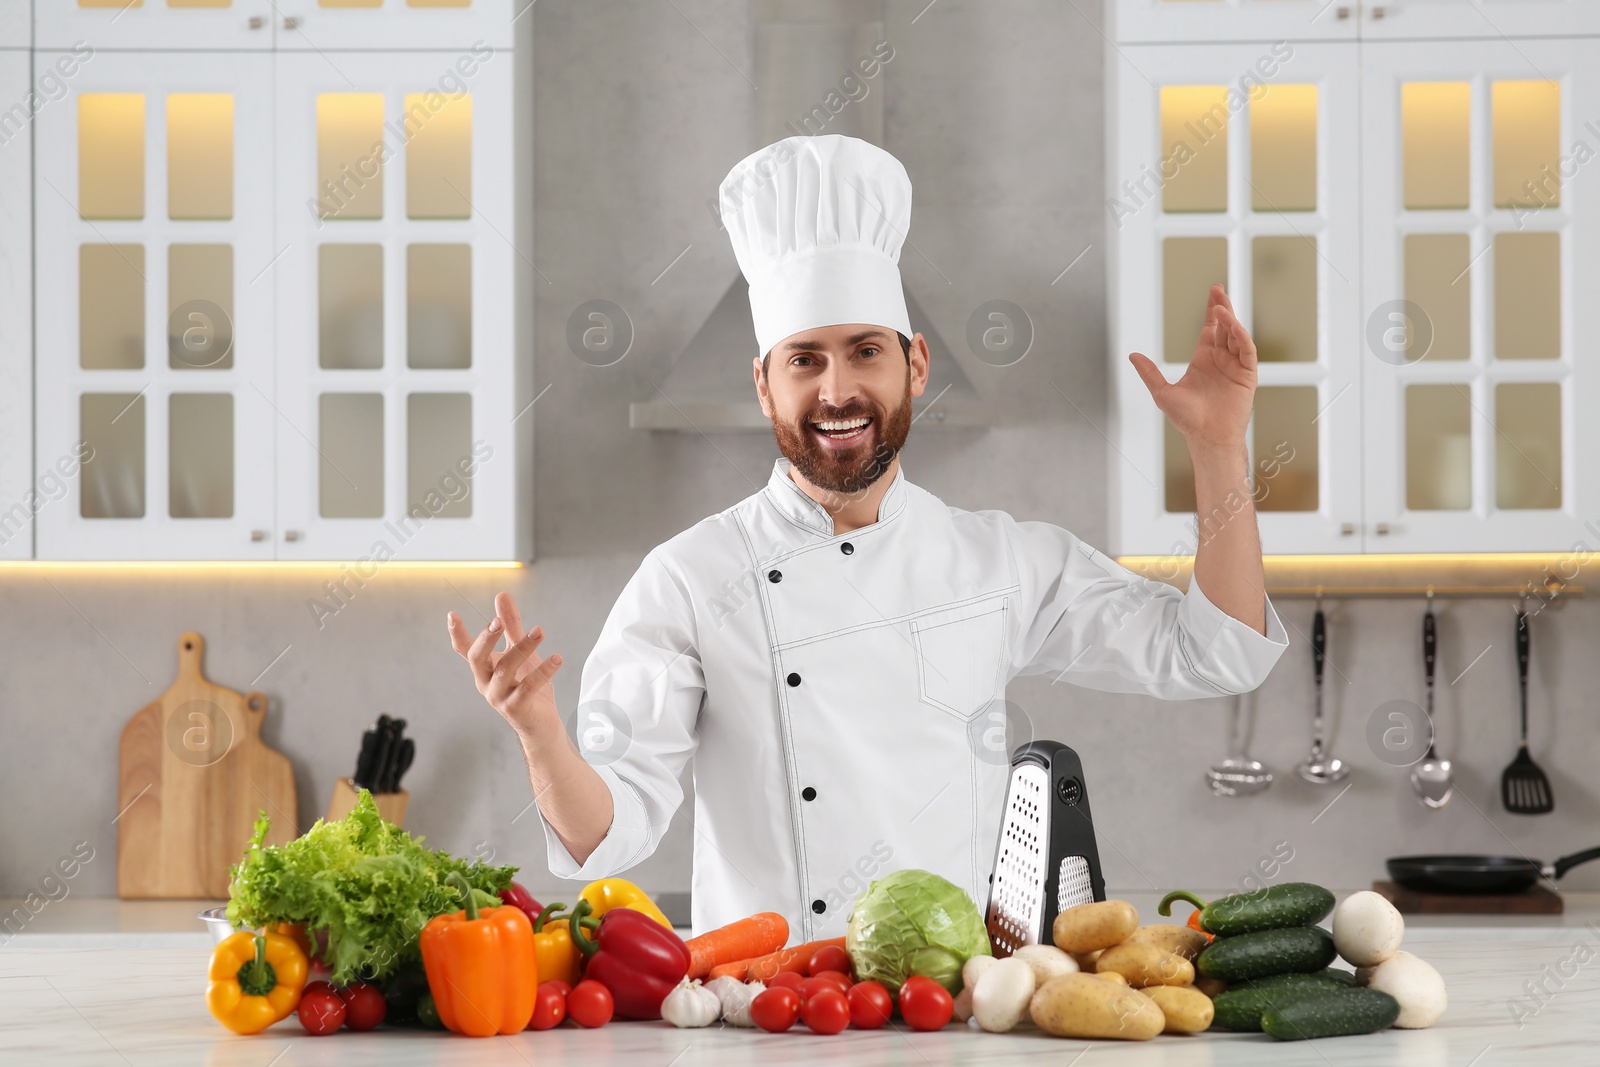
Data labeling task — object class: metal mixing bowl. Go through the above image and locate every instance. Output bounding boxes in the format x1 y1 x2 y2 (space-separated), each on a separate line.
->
198 905 240 943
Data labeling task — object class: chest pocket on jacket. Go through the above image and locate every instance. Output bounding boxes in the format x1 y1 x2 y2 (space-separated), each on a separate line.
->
910 597 1011 722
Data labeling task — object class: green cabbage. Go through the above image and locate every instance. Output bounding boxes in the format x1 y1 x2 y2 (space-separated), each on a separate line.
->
224 789 516 985
845 869 993 993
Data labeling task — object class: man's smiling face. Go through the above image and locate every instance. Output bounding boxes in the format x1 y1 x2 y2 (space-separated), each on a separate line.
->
754 324 930 495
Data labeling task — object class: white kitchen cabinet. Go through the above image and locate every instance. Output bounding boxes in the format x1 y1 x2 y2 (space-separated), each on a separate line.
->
0 50 32 560
34 2 277 52
1108 43 1365 556
272 51 517 561
1108 29 1600 556
1359 39 1599 552
30 40 522 560
34 51 280 560
273 0 515 51
1109 0 1600 44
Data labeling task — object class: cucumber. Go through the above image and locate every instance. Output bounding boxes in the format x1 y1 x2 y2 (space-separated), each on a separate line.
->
1197 925 1336 982
1210 969 1359 1031
1261 987 1400 1041
1160 883 1336 936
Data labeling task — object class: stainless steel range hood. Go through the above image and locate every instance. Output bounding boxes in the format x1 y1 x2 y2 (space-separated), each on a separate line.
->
629 0 993 433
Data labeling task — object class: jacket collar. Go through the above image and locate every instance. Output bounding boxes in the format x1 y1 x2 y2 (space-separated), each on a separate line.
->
762 456 909 538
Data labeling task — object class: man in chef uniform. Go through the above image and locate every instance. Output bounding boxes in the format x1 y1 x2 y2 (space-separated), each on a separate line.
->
449 134 1290 940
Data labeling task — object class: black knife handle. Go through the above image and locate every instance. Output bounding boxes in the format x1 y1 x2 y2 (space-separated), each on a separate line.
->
1312 608 1326 685
1423 607 1436 686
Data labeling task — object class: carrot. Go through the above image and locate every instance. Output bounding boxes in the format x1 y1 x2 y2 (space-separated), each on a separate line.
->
707 935 847 982
685 912 790 979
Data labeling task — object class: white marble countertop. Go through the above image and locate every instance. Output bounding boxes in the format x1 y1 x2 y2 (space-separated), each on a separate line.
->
3 893 1598 1065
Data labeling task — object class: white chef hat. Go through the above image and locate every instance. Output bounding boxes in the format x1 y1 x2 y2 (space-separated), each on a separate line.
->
718 134 912 359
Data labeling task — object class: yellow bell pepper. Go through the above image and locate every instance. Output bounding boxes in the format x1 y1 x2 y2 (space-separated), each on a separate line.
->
206 930 308 1035
531 902 583 987
579 878 672 929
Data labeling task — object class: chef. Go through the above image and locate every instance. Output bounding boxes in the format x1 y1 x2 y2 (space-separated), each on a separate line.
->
448 134 1290 940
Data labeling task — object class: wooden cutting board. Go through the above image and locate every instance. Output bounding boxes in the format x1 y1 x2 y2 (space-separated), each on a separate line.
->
1372 880 1564 915
117 632 298 899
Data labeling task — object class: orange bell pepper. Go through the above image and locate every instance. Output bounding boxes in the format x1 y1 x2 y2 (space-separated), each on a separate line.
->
531 902 582 988
205 930 308 1035
420 871 538 1037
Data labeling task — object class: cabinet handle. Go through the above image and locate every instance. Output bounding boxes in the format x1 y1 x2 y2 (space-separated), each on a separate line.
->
1375 523 1392 536
1339 523 1356 536
284 530 302 542
1336 5 1350 18
1371 5 1387 17
250 529 267 542
248 16 264 29
283 15 301 30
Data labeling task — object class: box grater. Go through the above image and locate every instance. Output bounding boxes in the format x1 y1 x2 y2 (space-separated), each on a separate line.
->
984 740 1105 956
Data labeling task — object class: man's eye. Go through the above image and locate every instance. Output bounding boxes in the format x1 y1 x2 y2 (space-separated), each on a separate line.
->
860 346 879 357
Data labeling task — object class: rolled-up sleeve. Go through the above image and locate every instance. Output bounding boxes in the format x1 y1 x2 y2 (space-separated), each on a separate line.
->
531 547 704 879
1004 517 1289 698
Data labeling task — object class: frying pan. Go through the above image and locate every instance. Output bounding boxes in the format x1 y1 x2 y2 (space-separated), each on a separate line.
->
1388 846 1600 894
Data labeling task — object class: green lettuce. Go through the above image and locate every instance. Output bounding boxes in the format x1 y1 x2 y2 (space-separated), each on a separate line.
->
224 789 517 985
845 869 993 993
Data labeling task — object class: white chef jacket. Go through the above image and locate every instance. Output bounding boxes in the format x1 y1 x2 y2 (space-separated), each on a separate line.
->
536 458 1290 940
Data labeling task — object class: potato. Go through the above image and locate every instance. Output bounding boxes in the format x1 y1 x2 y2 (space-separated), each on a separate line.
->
1142 985 1214 1033
1029 974 1164 1041
1126 923 1210 961
1193 976 1228 999
1012 944 1078 986
1095 970 1128 985
1072 950 1103 970
1053 900 1140 953
1095 941 1194 988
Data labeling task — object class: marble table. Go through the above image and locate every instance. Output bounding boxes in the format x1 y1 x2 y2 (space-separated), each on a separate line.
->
3 893 1597 1066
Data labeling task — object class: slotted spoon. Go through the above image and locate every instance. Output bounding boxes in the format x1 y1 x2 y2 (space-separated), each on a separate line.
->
1502 607 1553 814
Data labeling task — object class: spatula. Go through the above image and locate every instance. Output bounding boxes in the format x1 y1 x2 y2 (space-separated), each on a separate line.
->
1501 608 1553 814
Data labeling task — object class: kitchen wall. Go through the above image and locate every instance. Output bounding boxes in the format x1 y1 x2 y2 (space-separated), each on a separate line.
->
4 0 1597 907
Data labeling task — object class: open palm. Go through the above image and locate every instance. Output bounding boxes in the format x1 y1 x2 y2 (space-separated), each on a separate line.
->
1129 284 1257 450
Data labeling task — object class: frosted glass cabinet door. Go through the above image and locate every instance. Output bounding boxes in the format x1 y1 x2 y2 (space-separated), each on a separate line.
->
35 1 276 51
273 0 514 51
1111 0 1358 44
1360 40 1598 552
33 52 277 559
273 52 515 561
1108 43 1363 556
0 53 31 560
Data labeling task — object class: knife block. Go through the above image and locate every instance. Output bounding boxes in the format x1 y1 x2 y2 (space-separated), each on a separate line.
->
326 776 409 828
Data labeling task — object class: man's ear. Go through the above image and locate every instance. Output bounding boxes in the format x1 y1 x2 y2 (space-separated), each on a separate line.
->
908 332 931 399
754 355 774 419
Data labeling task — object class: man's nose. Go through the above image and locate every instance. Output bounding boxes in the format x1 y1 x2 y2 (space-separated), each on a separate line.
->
816 361 862 410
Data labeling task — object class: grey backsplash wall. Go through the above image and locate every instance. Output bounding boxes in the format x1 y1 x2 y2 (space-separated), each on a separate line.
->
4 0 1597 906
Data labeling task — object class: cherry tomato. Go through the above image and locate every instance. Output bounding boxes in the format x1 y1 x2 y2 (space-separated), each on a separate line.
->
798 976 845 1004
847 981 893 1030
897 976 954 1031
297 982 346 1036
544 980 573 998
335 982 387 1031
750 987 802 1033
801 988 850 1035
812 969 853 992
529 981 567 1031
767 971 806 993
808 945 853 977
567 980 614 1028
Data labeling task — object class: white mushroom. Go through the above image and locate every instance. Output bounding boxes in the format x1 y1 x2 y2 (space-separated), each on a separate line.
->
1362 950 1447 1028
1332 890 1406 967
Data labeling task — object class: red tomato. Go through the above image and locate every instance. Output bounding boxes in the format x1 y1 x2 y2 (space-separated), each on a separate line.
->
847 981 893 1030
798 976 846 1004
567 980 614 1028
750 987 802 1033
335 982 387 1031
529 981 568 1031
544 980 573 997
767 971 806 993
297 982 345 1036
801 988 850 1035
808 945 853 977
897 976 954 1031
812 970 853 992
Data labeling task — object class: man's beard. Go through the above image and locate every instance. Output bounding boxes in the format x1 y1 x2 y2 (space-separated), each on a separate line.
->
771 364 913 497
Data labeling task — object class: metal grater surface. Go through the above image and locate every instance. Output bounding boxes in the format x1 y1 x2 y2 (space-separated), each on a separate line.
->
1058 854 1094 911
986 762 1049 954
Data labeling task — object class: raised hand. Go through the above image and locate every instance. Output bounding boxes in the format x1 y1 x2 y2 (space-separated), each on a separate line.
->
1128 283 1257 451
447 591 565 743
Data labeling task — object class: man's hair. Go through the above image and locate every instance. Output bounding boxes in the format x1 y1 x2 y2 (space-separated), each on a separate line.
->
762 331 912 380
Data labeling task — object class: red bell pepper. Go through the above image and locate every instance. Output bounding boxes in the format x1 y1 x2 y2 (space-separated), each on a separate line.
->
568 899 690 1020
498 881 544 926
